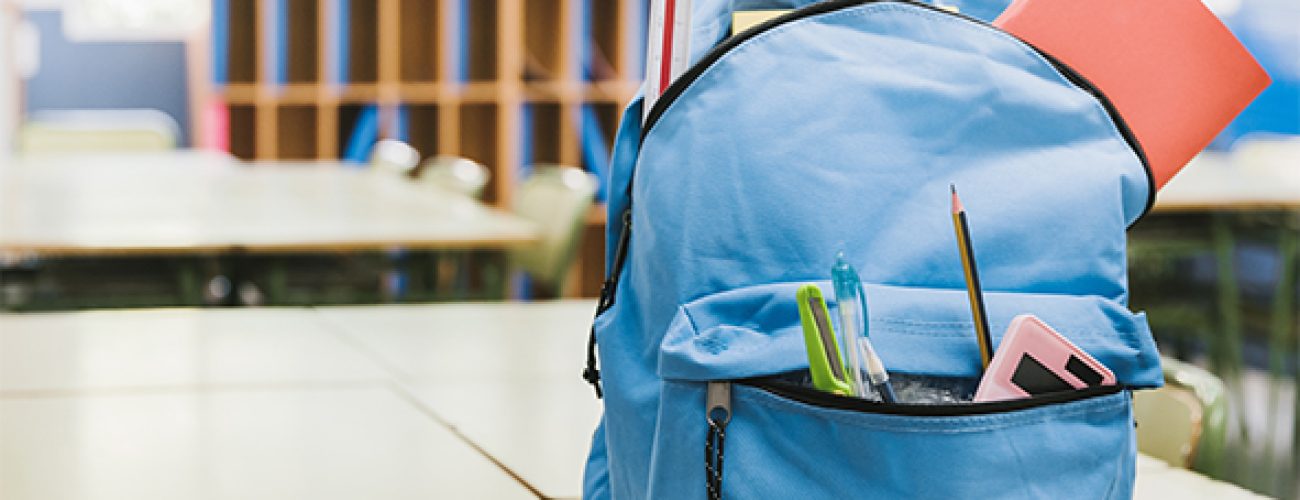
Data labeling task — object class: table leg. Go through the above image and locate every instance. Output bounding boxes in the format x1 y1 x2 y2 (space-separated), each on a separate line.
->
266 257 288 305
220 254 243 307
432 251 459 300
1264 220 1297 495
1211 213 1249 482
460 251 481 300
383 250 408 303
177 259 202 306
1284 214 1300 500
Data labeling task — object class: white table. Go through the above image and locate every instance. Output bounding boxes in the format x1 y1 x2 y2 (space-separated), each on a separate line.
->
1155 150 1300 213
0 301 1267 499
0 306 541 499
0 151 538 257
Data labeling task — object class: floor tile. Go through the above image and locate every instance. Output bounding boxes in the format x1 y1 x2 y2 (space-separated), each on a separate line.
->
0 386 536 500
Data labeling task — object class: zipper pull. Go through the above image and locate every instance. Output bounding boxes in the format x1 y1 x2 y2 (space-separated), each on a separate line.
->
705 382 731 500
706 381 732 426
597 208 633 314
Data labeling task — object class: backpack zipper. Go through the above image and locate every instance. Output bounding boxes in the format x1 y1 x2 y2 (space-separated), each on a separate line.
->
749 378 1123 416
636 0 1155 222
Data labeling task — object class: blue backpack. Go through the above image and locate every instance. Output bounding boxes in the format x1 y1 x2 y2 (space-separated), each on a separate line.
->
581 1 1163 498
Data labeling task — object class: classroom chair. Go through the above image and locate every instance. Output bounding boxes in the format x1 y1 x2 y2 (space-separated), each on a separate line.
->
410 156 491 298
510 165 599 297
418 155 491 199
210 133 423 304
366 138 421 302
19 109 178 153
10 109 180 308
369 139 421 176
1134 357 1228 472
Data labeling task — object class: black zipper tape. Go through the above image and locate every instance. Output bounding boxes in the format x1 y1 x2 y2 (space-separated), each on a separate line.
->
635 0 1155 225
1030 44 1154 222
749 378 1124 417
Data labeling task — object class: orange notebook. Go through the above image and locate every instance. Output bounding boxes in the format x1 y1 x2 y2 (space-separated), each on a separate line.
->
994 0 1270 189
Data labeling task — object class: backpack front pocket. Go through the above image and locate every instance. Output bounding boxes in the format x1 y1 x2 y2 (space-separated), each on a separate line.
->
648 379 1135 499
646 281 1155 498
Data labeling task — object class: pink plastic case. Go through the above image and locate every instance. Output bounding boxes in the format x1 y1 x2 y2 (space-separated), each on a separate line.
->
973 314 1116 402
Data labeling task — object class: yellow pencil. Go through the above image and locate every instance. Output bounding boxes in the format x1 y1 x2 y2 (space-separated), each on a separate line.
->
951 185 994 371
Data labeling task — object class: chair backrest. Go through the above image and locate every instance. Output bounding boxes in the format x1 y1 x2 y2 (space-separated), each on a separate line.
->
1134 357 1228 469
510 165 598 294
369 139 421 176
418 155 490 198
19 109 179 153
1134 386 1204 467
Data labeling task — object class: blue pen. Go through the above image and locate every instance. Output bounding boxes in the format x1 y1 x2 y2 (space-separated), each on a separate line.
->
832 253 898 403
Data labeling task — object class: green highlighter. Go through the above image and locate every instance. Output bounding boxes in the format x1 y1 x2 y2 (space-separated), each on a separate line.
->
797 284 854 396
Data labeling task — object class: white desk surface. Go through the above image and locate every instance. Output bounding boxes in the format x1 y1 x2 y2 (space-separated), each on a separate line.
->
1155 149 1300 213
0 302 1268 499
0 151 538 256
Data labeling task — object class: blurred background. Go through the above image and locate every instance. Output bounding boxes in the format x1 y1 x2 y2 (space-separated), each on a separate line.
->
0 0 1296 498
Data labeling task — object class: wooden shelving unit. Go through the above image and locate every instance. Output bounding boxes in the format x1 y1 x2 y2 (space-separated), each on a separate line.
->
212 0 645 297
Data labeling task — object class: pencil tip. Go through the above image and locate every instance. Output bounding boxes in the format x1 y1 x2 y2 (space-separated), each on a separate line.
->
950 183 956 194
950 185 963 214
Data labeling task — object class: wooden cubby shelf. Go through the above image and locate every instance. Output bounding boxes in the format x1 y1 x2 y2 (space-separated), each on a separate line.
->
285 0 321 83
276 105 319 160
225 0 258 84
346 0 380 84
406 104 441 163
211 0 646 297
398 0 441 83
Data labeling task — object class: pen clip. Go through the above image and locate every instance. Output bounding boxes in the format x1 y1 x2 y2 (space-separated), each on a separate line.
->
797 285 853 396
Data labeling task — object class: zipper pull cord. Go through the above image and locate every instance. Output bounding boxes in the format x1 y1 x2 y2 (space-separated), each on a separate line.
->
597 209 634 314
582 323 604 399
705 382 732 500
706 420 726 500
583 208 633 399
